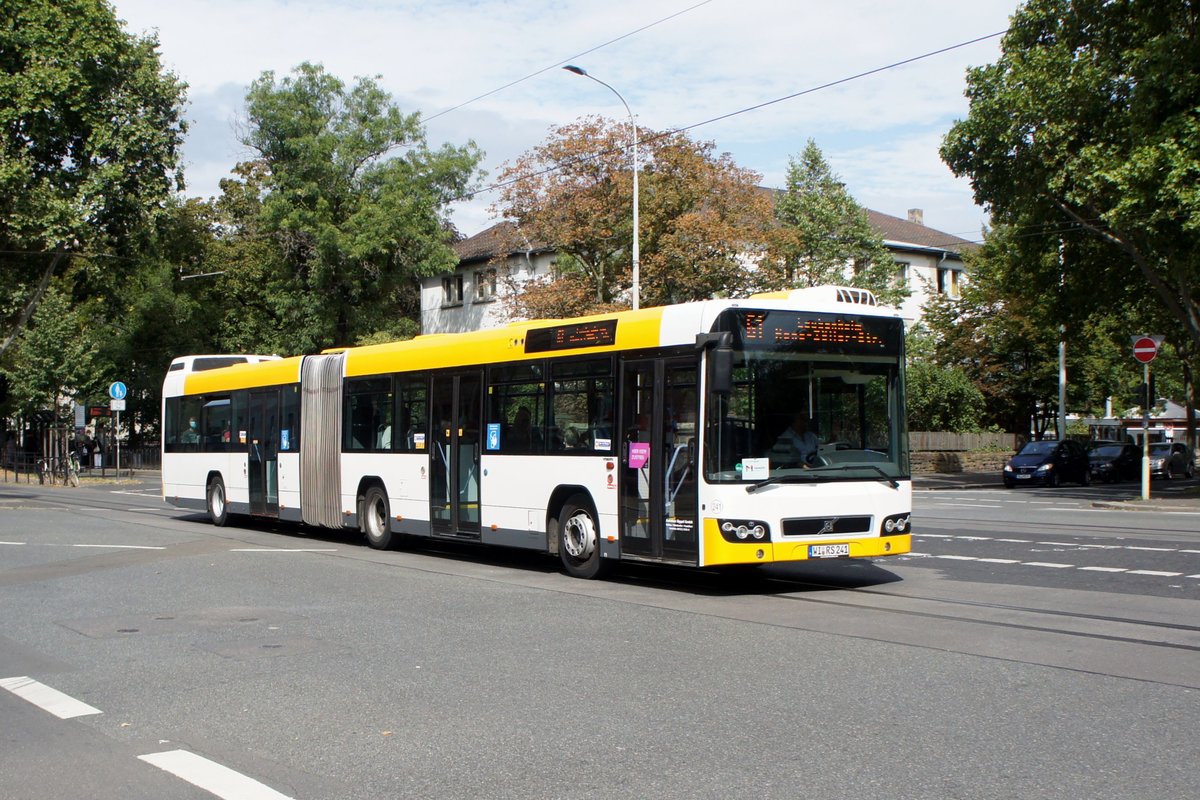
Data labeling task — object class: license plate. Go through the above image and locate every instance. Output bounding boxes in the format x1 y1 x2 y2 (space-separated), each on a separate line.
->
809 543 850 558
1016 474 1031 479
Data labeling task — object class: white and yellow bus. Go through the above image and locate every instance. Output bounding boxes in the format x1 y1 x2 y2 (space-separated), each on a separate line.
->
162 286 911 577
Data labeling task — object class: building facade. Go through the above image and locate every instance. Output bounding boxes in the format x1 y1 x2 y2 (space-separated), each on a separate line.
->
421 208 976 335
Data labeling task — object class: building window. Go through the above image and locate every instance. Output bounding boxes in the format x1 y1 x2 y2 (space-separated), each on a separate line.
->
936 267 961 298
442 274 464 307
474 268 497 302
895 262 910 289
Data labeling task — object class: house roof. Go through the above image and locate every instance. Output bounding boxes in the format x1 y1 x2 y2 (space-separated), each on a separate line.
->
455 206 977 265
453 221 551 264
866 209 977 256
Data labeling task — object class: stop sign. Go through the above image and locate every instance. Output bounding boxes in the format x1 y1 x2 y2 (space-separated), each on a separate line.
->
1132 336 1159 363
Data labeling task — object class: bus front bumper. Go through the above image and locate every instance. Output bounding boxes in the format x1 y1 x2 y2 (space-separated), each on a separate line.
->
702 519 911 566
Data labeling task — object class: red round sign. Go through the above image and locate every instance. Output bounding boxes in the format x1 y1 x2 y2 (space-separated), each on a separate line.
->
1133 336 1159 363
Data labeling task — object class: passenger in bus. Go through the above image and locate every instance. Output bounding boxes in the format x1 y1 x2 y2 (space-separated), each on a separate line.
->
180 418 200 445
508 406 538 450
773 413 819 467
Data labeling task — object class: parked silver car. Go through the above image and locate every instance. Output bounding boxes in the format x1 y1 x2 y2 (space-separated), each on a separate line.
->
1149 442 1195 480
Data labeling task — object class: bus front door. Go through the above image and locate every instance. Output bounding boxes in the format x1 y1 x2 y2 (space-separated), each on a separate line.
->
247 389 280 517
620 359 699 563
430 372 482 537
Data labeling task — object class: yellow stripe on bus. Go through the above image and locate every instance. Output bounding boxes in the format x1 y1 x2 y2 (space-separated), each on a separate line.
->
183 357 304 395
344 307 666 377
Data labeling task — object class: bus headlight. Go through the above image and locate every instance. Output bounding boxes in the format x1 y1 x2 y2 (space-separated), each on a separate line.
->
881 514 910 536
719 519 770 543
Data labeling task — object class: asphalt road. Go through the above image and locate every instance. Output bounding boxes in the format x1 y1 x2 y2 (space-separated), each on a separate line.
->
1 477 1196 799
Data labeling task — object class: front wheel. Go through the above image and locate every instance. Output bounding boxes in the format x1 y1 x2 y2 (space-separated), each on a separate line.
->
558 495 608 579
207 476 229 526
361 485 395 549
1079 469 1090 486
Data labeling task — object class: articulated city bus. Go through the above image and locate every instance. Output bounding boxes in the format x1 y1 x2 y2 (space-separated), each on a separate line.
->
162 286 911 577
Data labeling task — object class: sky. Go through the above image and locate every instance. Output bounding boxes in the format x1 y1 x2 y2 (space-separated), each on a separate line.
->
110 0 1021 244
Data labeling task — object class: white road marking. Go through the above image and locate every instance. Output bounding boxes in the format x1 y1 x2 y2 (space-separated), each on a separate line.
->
976 558 1020 564
231 548 339 553
138 750 293 800
1023 562 1075 569
0 676 102 719
1125 546 1174 552
1127 569 1182 577
1078 566 1128 572
71 544 165 550
0 541 27 545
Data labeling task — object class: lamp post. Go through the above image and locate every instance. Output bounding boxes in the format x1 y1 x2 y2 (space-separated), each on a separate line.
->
563 65 640 310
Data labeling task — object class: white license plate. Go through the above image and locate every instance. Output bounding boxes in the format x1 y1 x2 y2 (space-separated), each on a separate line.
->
1016 474 1031 479
809 543 850 559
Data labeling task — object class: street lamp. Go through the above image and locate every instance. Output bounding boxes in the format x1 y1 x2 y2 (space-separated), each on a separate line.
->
563 65 640 310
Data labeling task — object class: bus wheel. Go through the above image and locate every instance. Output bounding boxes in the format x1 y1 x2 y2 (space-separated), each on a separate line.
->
207 477 228 527
558 495 607 579
361 485 394 549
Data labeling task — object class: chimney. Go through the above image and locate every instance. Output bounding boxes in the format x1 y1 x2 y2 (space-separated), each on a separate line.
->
907 208 924 226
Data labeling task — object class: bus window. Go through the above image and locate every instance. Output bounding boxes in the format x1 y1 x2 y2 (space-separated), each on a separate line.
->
549 359 614 453
201 397 232 452
395 376 428 452
344 377 393 452
487 363 545 454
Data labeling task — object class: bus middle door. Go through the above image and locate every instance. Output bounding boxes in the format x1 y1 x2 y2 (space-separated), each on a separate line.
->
429 372 482 537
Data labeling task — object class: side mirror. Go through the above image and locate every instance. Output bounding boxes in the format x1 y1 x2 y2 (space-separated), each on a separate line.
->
698 332 733 395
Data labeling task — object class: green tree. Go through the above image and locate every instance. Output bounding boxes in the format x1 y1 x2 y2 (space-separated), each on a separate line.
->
227 62 483 352
765 140 908 306
0 0 187 355
493 116 773 318
941 0 1200 444
8 287 102 421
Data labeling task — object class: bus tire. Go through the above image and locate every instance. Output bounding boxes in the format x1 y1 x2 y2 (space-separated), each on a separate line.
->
558 494 607 579
207 476 229 527
361 485 394 549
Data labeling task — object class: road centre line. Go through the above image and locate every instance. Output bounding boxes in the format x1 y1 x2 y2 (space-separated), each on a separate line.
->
0 676 102 719
0 541 164 550
138 750 294 800
916 535 1193 555
1025 561 1076 568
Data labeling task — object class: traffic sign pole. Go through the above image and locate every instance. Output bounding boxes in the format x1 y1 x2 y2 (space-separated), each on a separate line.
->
1141 362 1150 501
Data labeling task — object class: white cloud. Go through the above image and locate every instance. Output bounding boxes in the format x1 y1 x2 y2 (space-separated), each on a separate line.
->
114 0 1018 238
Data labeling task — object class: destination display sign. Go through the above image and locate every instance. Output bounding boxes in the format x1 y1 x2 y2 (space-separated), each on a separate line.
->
718 310 902 355
525 319 618 353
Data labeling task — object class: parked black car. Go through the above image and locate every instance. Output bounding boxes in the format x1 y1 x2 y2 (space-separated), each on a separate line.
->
1003 439 1090 488
1088 441 1141 483
1149 441 1195 480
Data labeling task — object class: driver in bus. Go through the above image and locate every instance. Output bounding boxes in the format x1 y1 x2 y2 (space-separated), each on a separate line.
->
773 412 819 467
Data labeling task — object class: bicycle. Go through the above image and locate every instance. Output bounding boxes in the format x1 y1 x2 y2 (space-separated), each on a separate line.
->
64 452 81 488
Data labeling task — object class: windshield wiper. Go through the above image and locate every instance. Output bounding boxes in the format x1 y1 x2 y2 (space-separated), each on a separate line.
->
746 464 900 493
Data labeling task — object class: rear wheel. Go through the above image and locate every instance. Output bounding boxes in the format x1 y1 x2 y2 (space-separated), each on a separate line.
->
361 485 394 549
1045 471 1059 488
207 476 229 527
558 495 608 579
1079 469 1090 486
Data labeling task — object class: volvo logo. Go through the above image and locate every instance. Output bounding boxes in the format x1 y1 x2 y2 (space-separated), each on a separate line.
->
817 517 839 535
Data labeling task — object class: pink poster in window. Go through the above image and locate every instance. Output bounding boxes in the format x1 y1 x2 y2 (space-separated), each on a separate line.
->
628 442 650 469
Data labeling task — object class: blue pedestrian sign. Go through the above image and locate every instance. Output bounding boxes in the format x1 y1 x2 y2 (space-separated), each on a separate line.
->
109 381 127 400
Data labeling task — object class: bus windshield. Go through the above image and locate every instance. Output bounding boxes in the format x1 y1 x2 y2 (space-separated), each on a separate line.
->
704 309 909 484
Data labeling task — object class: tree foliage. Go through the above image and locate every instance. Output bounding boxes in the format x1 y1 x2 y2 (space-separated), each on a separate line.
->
493 116 772 318
765 141 909 306
941 0 1200 351
222 62 483 352
0 0 187 355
